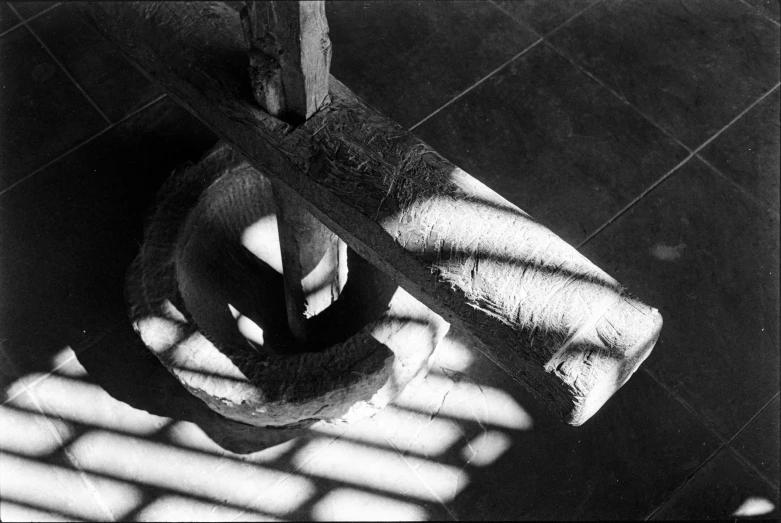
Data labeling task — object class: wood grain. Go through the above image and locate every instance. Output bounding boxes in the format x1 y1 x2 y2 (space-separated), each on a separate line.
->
78 1 662 425
242 1 338 346
240 1 331 122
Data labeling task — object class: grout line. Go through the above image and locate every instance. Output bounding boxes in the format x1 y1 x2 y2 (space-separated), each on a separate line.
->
728 393 781 490
640 367 720 439
0 93 167 199
698 154 780 219
644 391 781 520
1 318 128 406
576 82 781 249
409 0 607 135
408 40 543 132
0 2 61 38
487 0 542 39
8 3 113 125
489 0 606 41
736 0 781 27
575 151 695 249
389 435 460 521
12 375 119 521
546 39 692 153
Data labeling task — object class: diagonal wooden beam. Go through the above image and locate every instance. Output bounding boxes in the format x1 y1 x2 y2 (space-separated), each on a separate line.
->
77 1 663 425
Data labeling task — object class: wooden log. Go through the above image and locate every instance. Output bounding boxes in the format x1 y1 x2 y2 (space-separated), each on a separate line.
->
78 2 663 426
243 1 339 346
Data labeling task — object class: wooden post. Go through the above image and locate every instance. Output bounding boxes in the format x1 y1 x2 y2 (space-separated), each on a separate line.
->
242 1 339 346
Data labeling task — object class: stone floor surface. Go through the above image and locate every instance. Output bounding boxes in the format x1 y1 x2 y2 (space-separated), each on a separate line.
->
1 1 779 521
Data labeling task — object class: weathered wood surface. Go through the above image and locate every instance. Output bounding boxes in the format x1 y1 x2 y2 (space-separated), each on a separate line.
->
240 1 331 121
243 1 339 346
127 142 448 427
80 1 663 425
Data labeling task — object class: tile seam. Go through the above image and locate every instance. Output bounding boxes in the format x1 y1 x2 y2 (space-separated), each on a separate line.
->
644 391 781 520
735 0 781 27
408 40 543 132
577 83 781 249
697 154 781 220
11 376 119 521
8 3 112 125
410 0 607 134
387 433 460 521
0 93 167 199
1 317 127 406
0 2 60 38
727 391 781 490
640 367 726 443
489 0 607 41
729 434 781 491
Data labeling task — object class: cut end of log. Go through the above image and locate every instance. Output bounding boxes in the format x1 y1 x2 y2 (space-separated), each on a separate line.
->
562 298 663 426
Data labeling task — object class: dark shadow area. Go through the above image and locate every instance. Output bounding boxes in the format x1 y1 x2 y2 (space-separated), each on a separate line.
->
0 97 219 392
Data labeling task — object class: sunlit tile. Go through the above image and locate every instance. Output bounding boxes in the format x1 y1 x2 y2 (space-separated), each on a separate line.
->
430 331 476 373
397 373 533 431
292 437 466 503
343 404 464 458
312 488 428 521
49 346 89 378
0 404 75 456
3 372 50 404
460 430 513 467
65 430 314 515
134 494 283 522
77 471 145 521
0 500 76 522
396 453 469 504
9 373 168 436
733 496 776 517
0 451 117 521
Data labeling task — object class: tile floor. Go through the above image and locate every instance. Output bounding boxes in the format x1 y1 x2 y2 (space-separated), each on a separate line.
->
1 0 779 520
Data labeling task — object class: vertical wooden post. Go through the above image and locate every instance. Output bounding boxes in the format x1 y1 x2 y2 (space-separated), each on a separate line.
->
241 0 340 347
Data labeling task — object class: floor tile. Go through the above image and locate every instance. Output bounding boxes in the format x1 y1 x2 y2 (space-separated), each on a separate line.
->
652 448 779 520
407 330 722 520
28 4 163 123
701 87 780 215
1 385 121 521
734 396 780 487
326 0 538 128
8 1 53 19
3 347 329 521
549 0 781 149
286 435 455 520
0 451 119 521
744 0 781 22
580 157 780 439
0 2 20 33
0 98 217 389
493 0 598 35
414 43 689 245
0 25 106 190
68 325 451 520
